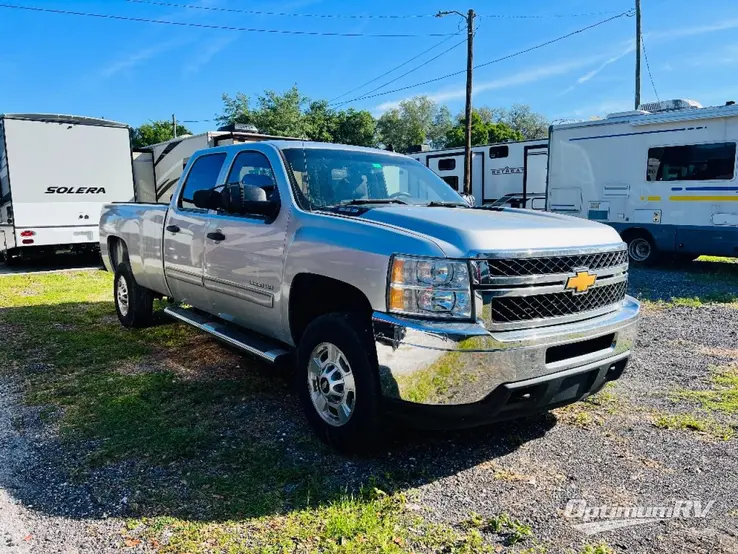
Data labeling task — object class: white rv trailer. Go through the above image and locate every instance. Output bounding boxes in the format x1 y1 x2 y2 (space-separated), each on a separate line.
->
134 126 299 204
0 114 135 262
411 139 549 208
547 99 738 263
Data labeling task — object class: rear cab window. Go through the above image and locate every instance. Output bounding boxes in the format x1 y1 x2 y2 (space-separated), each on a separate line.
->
178 153 227 210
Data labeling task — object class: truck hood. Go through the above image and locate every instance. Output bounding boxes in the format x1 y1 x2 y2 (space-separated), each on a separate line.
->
359 206 623 258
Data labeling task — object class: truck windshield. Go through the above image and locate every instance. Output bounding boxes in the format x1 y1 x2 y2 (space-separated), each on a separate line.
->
281 147 467 209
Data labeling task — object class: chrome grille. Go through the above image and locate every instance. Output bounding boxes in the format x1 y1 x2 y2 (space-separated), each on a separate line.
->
473 245 629 330
489 281 627 324
485 250 628 277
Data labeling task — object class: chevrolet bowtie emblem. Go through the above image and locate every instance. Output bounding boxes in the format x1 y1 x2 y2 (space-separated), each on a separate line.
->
566 270 598 294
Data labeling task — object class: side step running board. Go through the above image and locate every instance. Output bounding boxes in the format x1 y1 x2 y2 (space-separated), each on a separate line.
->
164 306 289 364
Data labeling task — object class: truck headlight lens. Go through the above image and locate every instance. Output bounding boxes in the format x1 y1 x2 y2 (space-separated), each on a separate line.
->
388 256 472 319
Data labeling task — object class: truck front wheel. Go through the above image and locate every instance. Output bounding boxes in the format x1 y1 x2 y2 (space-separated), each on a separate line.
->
114 262 154 328
297 313 380 454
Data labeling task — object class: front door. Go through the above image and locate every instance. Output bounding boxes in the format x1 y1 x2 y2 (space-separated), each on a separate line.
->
163 152 227 310
203 149 289 337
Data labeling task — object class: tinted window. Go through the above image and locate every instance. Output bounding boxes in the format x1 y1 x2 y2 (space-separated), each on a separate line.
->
179 153 226 210
442 176 459 190
647 143 736 182
438 158 456 171
227 151 277 199
490 146 509 159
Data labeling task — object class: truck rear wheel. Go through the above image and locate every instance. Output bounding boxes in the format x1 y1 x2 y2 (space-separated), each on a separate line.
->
114 262 154 328
296 313 380 454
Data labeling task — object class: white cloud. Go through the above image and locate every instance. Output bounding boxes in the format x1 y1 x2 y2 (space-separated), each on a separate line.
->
375 57 597 113
650 19 738 40
101 40 184 77
184 35 238 75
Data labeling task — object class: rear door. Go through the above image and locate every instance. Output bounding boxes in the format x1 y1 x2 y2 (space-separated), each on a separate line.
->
163 152 226 310
203 148 288 336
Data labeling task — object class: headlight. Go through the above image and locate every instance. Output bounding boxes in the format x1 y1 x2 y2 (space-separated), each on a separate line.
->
388 255 472 319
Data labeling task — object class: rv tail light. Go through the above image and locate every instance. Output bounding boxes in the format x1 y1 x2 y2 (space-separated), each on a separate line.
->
22 239 34 245
20 230 36 237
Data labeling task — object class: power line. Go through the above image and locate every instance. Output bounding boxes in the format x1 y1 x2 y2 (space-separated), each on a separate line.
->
126 0 436 19
334 9 634 106
328 32 463 103
478 10 622 19
127 1 622 20
641 32 660 102
330 35 468 106
0 3 455 37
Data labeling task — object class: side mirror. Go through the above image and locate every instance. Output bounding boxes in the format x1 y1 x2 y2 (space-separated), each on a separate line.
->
192 189 220 210
460 193 476 207
221 183 277 217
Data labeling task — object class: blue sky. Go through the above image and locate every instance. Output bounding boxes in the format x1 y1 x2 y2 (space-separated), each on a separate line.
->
1 0 737 133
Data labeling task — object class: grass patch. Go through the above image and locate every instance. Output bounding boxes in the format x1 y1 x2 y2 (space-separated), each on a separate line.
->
653 413 734 441
136 490 501 553
655 365 738 441
462 512 534 546
1 270 520 550
677 366 738 415
554 383 620 427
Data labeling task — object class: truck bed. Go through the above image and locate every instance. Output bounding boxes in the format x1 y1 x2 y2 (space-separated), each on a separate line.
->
99 202 170 295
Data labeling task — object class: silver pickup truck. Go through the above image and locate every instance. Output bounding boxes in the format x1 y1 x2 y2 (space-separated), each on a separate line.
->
100 141 640 452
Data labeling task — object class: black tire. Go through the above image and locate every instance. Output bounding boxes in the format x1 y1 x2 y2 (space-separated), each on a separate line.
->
114 262 154 328
625 233 658 266
296 313 381 454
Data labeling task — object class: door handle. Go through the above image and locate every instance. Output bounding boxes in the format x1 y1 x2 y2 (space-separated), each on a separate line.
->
166 224 180 233
207 231 226 241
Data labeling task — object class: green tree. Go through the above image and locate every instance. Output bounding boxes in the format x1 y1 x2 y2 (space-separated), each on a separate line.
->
445 111 523 148
496 104 549 139
376 96 450 152
333 108 376 147
131 120 192 148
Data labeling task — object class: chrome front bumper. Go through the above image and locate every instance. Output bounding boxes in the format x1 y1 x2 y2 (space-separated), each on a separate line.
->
373 296 640 407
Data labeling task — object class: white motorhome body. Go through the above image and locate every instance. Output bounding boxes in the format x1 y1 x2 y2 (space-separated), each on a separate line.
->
0 114 134 260
411 139 548 208
547 100 738 262
135 129 298 204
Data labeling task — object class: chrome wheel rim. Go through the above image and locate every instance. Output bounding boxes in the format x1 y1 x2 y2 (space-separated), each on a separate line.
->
307 342 356 427
628 238 651 262
116 275 130 317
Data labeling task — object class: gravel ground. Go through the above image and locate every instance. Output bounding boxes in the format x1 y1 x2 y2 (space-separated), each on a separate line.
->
1 263 737 552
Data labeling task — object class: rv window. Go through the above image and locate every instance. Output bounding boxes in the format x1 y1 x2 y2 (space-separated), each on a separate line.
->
438 158 456 171
647 142 737 182
489 146 509 159
442 176 459 190
179 153 227 210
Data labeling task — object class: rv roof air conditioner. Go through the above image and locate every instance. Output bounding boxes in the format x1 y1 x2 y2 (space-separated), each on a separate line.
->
637 99 703 113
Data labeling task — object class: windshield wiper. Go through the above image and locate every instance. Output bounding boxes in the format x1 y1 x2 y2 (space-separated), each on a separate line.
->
339 198 409 206
425 201 467 208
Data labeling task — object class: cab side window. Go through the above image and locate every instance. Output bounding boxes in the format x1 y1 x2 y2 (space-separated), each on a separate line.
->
179 153 227 210
227 151 278 202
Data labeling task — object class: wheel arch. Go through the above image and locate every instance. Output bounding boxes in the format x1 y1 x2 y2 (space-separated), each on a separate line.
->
288 273 374 347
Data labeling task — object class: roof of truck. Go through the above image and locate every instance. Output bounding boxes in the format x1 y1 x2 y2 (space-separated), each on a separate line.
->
0 113 129 128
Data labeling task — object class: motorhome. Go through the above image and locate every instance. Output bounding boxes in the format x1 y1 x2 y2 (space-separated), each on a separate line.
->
547 99 738 263
0 114 135 263
411 139 548 208
133 124 298 204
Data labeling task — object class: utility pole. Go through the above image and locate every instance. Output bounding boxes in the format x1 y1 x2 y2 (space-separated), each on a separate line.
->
635 0 641 109
172 113 178 139
436 9 475 195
